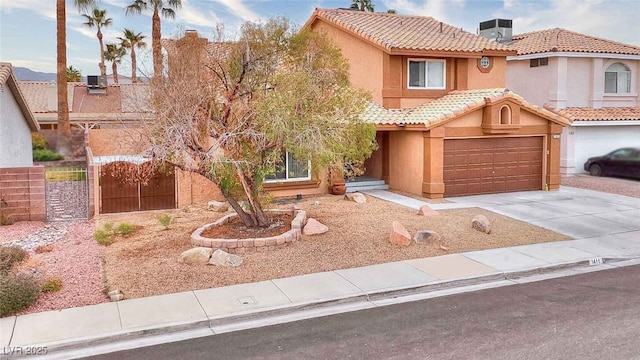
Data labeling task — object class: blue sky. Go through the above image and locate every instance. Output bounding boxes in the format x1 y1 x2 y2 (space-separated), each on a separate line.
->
1 0 639 76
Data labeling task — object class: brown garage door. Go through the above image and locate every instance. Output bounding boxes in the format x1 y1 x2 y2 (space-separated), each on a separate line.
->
444 137 543 196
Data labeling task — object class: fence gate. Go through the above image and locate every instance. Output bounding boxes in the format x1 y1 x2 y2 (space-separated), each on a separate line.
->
45 167 89 221
100 162 176 214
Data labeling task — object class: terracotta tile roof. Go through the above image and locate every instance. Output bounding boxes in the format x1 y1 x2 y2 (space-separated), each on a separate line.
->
1 63 39 131
73 84 122 113
511 28 640 56
363 88 569 127
306 9 514 55
547 107 640 122
18 81 75 113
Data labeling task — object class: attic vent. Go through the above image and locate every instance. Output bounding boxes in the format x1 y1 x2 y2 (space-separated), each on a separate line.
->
87 75 107 94
479 19 512 43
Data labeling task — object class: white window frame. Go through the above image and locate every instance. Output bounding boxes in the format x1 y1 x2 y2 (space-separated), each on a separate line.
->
604 62 631 94
264 152 312 183
407 59 446 90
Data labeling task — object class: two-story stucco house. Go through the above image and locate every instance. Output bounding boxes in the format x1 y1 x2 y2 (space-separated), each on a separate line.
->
505 28 640 175
0 62 39 168
304 9 569 198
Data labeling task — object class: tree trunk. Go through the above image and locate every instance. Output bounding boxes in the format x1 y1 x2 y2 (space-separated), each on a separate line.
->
56 0 71 157
234 163 269 227
152 10 162 80
98 29 106 77
131 47 137 83
112 61 119 84
223 193 257 227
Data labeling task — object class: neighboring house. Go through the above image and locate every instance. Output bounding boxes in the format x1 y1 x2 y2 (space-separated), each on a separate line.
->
505 28 640 174
0 62 39 168
303 9 569 198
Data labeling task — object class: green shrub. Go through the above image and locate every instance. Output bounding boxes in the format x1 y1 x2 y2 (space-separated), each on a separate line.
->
157 214 173 229
0 273 40 317
116 222 134 236
0 246 28 275
94 229 113 246
41 277 63 292
0 195 13 226
103 222 115 233
32 133 49 150
33 149 63 162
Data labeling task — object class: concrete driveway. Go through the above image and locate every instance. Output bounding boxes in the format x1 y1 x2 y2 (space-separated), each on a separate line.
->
444 186 640 240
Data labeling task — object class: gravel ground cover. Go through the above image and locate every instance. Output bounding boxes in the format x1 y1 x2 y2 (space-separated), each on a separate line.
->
562 174 640 198
0 221 47 244
99 194 570 299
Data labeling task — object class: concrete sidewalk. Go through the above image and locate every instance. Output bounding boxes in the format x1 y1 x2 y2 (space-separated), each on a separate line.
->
3 187 640 359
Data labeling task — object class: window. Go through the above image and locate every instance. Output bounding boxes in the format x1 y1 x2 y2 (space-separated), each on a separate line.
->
605 63 631 94
408 59 445 89
499 105 511 125
264 152 311 182
529 58 548 67
609 148 634 159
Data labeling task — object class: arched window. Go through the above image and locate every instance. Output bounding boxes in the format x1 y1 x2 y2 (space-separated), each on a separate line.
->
605 63 631 94
499 105 511 125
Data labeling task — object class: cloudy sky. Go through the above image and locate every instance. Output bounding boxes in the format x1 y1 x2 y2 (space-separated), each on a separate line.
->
1 0 639 76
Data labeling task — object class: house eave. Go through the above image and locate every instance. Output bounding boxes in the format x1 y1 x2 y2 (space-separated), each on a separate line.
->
508 52 640 61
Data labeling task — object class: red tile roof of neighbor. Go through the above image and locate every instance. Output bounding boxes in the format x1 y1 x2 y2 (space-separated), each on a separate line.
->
0 63 39 131
305 9 515 55
547 107 640 122
511 28 640 56
362 88 570 127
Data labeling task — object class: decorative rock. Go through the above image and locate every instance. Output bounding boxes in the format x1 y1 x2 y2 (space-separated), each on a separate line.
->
344 193 366 204
207 200 229 212
237 201 251 212
413 230 441 244
110 294 124 302
417 205 439 217
107 289 121 297
178 247 213 264
303 218 329 235
471 215 491 234
209 249 243 267
389 221 412 246
439 245 449 251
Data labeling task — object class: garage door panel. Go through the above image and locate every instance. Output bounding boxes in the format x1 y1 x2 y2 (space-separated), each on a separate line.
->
444 137 543 196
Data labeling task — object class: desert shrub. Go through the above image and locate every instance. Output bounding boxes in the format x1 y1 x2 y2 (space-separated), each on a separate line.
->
0 273 40 317
0 246 28 275
157 214 173 229
32 133 49 150
115 222 134 235
94 229 113 246
41 277 63 292
33 149 63 161
103 222 115 233
34 244 54 254
0 195 13 226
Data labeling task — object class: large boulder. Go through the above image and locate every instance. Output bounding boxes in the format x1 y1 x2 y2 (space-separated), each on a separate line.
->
179 247 213 265
209 249 243 267
345 193 366 204
417 205 439 217
413 230 441 245
389 221 412 246
303 218 329 235
471 215 491 234
207 200 229 212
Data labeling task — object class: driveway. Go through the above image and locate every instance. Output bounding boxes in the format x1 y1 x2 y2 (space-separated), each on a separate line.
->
444 186 640 240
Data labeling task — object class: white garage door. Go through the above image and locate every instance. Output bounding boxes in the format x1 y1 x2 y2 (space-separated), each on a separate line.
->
574 125 640 173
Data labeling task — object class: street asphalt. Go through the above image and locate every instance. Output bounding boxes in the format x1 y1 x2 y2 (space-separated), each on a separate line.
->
84 264 640 360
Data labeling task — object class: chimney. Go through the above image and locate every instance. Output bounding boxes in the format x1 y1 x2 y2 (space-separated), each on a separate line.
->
185 30 199 39
479 19 513 43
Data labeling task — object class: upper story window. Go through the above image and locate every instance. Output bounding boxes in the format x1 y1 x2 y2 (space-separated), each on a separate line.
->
529 58 548 67
264 152 311 182
604 62 631 94
408 59 446 89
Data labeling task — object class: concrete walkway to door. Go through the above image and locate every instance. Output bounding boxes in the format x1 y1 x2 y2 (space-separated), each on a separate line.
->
363 186 640 241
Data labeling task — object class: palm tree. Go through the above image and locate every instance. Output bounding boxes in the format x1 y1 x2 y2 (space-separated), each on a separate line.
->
118 29 147 83
82 8 113 77
66 66 82 82
350 0 375 12
126 0 182 80
56 0 97 156
104 43 126 84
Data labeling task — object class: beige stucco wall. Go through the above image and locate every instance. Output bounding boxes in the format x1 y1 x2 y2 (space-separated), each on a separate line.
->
388 131 423 195
566 58 591 107
467 57 507 89
176 169 223 207
0 88 33 167
88 128 146 156
311 21 384 103
506 58 554 107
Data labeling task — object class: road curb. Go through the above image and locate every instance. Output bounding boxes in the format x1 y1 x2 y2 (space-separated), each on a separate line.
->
11 256 638 359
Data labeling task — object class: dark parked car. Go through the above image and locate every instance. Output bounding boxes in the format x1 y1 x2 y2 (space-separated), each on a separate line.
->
584 147 640 179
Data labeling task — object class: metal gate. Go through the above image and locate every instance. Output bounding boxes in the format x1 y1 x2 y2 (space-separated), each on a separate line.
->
100 162 176 214
45 167 89 221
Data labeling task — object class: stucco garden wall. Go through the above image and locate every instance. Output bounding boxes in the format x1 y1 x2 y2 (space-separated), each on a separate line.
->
0 88 33 167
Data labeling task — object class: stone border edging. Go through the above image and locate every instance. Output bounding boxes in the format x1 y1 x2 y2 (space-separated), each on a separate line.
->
191 209 307 253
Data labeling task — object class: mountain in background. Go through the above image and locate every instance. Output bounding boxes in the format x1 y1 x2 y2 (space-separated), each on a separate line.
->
13 67 57 81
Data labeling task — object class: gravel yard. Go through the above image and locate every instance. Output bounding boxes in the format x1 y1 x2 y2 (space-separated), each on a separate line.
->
562 174 640 198
99 194 570 299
